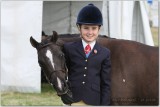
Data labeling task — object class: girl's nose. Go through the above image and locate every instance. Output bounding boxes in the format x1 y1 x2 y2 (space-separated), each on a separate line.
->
87 29 93 35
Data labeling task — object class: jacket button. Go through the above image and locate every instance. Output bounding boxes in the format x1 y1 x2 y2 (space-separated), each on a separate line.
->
84 67 87 69
84 74 86 77
82 81 85 84
85 59 87 62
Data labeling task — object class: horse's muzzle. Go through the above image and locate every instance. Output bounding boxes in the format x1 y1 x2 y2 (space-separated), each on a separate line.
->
53 81 74 104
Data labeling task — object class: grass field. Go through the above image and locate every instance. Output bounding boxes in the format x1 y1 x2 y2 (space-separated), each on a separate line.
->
1 83 63 106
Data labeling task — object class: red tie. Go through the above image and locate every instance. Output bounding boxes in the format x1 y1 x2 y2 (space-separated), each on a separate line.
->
84 44 91 54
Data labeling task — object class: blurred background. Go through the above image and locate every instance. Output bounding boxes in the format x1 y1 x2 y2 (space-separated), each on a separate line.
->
1 0 159 106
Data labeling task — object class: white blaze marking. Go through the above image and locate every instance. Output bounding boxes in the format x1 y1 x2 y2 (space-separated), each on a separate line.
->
46 50 55 69
57 77 62 90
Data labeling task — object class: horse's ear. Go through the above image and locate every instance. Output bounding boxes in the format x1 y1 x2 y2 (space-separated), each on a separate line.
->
41 31 48 41
30 36 39 48
42 31 46 36
51 31 58 43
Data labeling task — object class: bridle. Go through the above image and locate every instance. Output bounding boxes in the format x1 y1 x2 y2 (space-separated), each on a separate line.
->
37 41 53 51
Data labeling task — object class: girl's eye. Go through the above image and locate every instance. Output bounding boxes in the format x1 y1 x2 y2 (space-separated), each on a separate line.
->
84 27 89 29
92 27 98 30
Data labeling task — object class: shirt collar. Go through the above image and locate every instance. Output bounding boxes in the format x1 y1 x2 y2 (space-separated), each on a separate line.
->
82 39 96 50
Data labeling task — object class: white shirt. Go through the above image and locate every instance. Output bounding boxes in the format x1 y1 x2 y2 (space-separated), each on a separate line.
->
82 39 96 51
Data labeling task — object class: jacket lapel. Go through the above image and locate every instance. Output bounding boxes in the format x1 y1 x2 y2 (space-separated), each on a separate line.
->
74 40 86 58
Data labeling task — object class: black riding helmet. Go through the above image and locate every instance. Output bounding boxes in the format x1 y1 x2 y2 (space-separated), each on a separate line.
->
76 3 103 26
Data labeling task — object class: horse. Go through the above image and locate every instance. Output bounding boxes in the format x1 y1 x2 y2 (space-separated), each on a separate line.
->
30 31 159 105
30 31 74 104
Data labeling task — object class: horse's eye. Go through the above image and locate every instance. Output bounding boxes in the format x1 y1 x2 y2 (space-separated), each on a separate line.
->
60 54 63 57
59 53 64 57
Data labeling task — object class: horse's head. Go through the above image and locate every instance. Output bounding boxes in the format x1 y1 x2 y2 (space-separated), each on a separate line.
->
30 31 69 96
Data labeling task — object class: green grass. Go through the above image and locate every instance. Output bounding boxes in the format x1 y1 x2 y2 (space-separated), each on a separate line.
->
151 27 159 46
1 83 63 106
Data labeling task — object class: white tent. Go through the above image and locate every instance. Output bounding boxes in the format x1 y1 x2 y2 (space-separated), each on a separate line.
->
1 1 155 93
102 1 154 45
1 1 43 93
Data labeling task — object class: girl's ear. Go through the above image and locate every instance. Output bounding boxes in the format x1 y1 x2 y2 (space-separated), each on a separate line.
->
76 24 81 31
77 25 82 38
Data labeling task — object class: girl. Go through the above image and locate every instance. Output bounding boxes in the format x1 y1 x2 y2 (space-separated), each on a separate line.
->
63 3 111 106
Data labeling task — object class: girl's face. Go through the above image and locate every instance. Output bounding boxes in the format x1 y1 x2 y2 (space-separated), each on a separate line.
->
79 25 100 44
